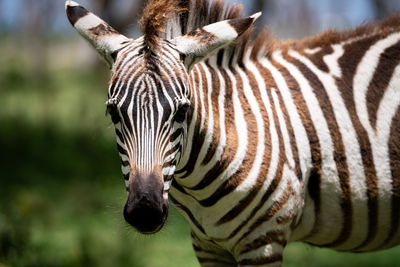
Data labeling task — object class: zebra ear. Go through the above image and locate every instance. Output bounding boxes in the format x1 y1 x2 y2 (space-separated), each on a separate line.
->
173 12 261 70
65 1 131 67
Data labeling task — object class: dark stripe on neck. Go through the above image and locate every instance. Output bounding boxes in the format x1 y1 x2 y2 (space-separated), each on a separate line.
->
289 53 352 248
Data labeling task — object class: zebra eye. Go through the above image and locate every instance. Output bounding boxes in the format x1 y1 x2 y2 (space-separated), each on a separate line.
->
106 105 121 124
174 103 189 123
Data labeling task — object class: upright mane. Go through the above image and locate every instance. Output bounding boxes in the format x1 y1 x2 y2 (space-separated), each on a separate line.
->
140 0 243 42
139 0 263 64
139 0 400 65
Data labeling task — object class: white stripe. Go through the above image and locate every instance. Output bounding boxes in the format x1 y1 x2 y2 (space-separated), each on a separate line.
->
177 60 228 185
323 44 344 78
354 32 400 136
163 165 176 176
290 49 367 248
232 166 294 247
271 90 295 169
304 47 321 55
164 179 173 191
353 32 400 248
65 1 79 7
208 64 266 233
203 20 238 42
176 68 199 171
261 55 311 179
121 165 130 175
213 61 281 241
273 51 343 243
183 62 248 201
194 63 215 168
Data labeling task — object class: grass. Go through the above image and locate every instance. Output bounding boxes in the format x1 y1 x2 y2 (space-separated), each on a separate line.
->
0 65 197 267
1 58 400 266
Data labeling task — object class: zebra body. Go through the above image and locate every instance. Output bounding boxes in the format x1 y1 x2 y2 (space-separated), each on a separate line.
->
171 35 400 261
66 0 400 265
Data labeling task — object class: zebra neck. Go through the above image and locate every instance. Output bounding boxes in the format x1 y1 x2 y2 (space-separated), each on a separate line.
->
172 57 307 198
175 61 231 183
170 56 307 235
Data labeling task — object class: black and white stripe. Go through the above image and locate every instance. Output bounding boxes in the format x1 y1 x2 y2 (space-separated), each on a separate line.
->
66 0 400 265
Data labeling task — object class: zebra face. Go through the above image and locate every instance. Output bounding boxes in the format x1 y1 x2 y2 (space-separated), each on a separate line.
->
66 0 258 234
106 40 191 233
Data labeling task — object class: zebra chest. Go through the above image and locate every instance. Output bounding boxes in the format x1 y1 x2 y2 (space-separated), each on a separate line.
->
170 164 303 252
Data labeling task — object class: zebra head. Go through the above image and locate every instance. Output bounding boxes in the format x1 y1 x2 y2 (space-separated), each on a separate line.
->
66 0 259 233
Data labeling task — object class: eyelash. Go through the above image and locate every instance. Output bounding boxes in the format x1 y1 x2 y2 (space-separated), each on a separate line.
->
106 105 121 124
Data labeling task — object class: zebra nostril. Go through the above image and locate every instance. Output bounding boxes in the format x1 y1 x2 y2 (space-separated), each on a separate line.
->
123 195 167 234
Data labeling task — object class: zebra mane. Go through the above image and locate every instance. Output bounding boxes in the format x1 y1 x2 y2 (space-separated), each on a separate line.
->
139 0 262 65
139 0 187 53
282 15 400 51
140 0 400 65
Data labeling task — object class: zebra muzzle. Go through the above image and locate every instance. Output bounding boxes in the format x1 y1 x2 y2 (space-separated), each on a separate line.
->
123 172 169 234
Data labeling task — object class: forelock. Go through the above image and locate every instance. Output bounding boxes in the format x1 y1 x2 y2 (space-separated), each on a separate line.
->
139 0 188 55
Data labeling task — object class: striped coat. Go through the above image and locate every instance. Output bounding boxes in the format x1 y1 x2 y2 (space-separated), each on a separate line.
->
66 0 400 265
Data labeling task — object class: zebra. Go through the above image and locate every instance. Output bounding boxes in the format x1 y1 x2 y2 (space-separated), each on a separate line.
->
65 0 400 265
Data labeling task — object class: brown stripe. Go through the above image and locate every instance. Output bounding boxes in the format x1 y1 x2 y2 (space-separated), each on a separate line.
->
383 105 400 247
270 60 323 239
169 188 206 235
303 46 332 73
186 28 217 45
239 231 286 254
170 128 183 142
110 44 142 82
88 23 119 37
163 143 180 161
192 244 223 256
176 67 207 176
117 143 127 156
214 153 285 242
367 41 400 130
66 5 89 26
196 257 234 265
233 181 293 248
115 128 125 146
288 53 353 247
121 160 129 167
177 65 235 178
191 231 228 257
276 211 295 225
215 75 288 241
335 36 382 250
202 63 222 165
195 66 258 205
215 67 273 224
273 87 303 180
228 17 254 36
238 254 283 266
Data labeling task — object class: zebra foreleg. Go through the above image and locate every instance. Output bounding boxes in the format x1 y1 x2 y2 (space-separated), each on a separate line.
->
234 231 287 267
236 243 285 267
191 231 237 267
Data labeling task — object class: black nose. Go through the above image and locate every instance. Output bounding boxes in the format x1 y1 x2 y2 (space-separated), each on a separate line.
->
124 195 168 234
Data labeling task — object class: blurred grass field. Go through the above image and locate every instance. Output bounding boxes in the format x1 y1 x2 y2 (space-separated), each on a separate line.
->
1 47 400 267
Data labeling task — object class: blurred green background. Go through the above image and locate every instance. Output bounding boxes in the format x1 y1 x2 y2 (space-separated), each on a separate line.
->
1 0 400 266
